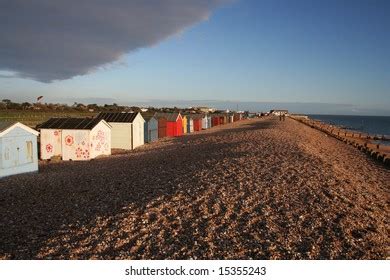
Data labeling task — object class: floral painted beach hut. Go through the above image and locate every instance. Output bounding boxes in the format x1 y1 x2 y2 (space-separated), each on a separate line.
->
0 121 39 178
96 112 145 150
141 112 158 143
155 112 183 137
38 118 111 161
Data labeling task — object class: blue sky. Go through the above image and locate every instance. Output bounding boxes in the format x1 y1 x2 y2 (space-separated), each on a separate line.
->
1 0 389 115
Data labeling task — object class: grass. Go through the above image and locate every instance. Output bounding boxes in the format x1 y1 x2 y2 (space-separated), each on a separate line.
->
0 110 97 128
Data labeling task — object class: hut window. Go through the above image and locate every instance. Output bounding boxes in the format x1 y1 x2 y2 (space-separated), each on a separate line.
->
26 141 33 162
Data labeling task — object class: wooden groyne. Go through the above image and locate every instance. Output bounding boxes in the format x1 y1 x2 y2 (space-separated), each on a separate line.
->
290 116 390 167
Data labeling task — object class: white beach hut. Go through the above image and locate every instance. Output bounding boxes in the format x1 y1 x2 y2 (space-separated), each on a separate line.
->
0 121 39 178
96 112 145 150
202 115 209 129
39 118 111 161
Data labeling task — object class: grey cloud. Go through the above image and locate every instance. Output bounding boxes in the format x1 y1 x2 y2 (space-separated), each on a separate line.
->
0 0 225 82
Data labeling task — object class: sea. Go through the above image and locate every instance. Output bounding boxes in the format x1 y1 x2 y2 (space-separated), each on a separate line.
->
308 115 390 141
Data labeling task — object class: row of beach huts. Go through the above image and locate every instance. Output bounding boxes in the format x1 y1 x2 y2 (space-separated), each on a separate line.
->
0 111 245 178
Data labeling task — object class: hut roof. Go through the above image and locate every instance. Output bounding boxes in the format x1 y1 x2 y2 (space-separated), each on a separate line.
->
183 113 204 119
181 113 191 118
191 114 204 120
0 121 39 137
96 112 139 123
38 118 105 130
0 121 17 133
154 112 181 122
140 112 157 121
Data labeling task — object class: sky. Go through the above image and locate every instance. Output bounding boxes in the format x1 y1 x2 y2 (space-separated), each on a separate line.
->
0 0 389 115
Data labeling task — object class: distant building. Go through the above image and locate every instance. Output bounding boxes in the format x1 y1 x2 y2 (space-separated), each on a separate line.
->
270 109 289 116
197 107 216 113
0 122 39 178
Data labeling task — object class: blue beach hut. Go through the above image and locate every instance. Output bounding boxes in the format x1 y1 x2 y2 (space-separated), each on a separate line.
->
141 112 158 143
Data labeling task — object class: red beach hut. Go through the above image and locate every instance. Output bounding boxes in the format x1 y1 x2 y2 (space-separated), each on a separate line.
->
192 114 203 131
219 115 226 125
212 114 220 126
155 112 183 137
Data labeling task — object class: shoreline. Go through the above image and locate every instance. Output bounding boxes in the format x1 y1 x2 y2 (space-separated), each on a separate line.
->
307 114 390 141
290 115 390 166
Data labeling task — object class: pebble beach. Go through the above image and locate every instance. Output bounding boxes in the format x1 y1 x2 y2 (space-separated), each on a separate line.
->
0 117 388 259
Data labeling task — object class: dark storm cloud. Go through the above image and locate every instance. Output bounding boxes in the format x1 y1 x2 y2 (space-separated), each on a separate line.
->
0 0 225 82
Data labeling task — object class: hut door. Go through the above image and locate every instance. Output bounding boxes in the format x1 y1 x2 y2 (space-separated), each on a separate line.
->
139 123 143 144
2 139 18 168
26 141 33 163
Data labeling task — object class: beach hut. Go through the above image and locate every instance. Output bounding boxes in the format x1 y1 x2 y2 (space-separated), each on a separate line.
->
202 115 209 130
157 117 167 138
193 115 203 131
0 121 39 178
233 113 243 122
185 115 194 133
219 114 227 125
39 118 111 161
96 112 145 150
155 112 183 137
182 114 188 134
141 112 158 143
228 114 234 123
207 115 212 129
212 114 220 126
